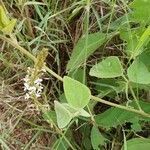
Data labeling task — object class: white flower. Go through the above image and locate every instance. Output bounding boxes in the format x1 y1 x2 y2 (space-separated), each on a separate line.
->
23 76 29 82
41 68 46 72
23 76 44 99
23 65 46 99
24 83 30 91
34 78 43 84
25 93 30 99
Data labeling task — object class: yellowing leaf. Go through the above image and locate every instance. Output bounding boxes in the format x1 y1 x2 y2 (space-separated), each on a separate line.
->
0 5 16 34
0 5 9 26
1 19 16 34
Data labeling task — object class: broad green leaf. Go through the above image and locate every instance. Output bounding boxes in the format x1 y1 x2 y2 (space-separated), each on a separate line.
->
63 103 91 117
89 56 123 78
127 59 150 84
54 138 69 150
95 106 134 129
61 103 77 114
59 93 67 103
43 111 57 124
130 0 150 24
63 76 91 109
80 125 93 150
95 101 150 129
92 78 125 98
67 32 109 71
54 101 72 128
69 68 87 84
122 138 150 150
79 109 91 117
138 50 150 71
130 118 142 131
91 126 105 150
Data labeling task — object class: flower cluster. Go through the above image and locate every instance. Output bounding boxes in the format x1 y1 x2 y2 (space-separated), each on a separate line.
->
23 67 45 99
23 48 48 100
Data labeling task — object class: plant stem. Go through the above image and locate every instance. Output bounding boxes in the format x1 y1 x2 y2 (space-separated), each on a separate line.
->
1 35 150 118
0 35 63 82
91 95 150 118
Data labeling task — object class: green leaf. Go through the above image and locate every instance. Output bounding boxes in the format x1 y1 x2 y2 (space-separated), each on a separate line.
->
67 32 109 71
127 59 150 84
80 125 92 150
95 101 150 129
130 0 150 24
43 111 57 124
63 76 91 109
91 126 105 150
54 138 69 150
138 50 150 71
89 56 123 78
93 78 125 98
130 118 142 132
69 68 87 84
95 106 134 129
79 109 91 117
62 103 90 117
122 138 150 150
54 101 72 128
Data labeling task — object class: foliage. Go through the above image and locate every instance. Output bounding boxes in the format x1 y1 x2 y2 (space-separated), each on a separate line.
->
89 56 123 78
67 32 114 72
122 138 150 150
0 0 150 149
